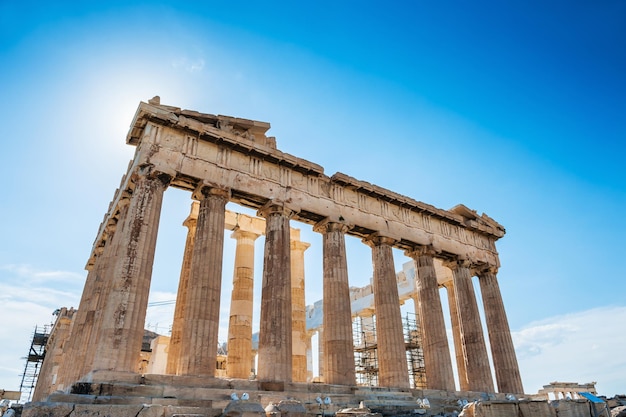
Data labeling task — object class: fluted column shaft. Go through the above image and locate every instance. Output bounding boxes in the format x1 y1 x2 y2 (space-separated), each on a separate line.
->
444 280 468 391
80 203 130 378
366 234 410 389
226 229 259 379
178 187 229 376
406 248 455 391
92 170 170 372
478 268 524 394
257 203 292 382
58 222 114 386
316 220 356 386
60 198 131 385
291 239 310 382
446 259 494 392
166 202 198 375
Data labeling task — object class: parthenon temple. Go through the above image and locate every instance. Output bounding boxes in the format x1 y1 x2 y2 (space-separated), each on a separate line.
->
25 97 549 417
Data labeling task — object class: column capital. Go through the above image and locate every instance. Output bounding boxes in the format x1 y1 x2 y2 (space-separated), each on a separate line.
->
473 263 499 276
257 200 296 219
313 217 350 234
404 244 439 259
182 201 200 228
362 232 397 248
135 163 175 187
192 183 231 201
442 255 472 271
231 228 261 241
441 279 454 289
290 239 311 252
117 189 133 209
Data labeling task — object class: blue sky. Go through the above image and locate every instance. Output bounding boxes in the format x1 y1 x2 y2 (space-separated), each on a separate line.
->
1 0 624 398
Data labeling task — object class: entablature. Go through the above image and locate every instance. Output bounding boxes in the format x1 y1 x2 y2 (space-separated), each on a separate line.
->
91 99 506 269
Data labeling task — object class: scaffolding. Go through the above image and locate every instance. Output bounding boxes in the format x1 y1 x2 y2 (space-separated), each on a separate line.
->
404 312 427 389
353 315 378 387
19 325 49 403
353 312 426 388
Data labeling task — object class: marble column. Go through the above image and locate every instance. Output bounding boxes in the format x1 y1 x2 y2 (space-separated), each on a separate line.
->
445 258 494 393
226 229 259 379
92 169 171 372
406 247 455 391
315 220 356 386
178 186 229 376
291 238 310 382
79 202 130 379
57 221 113 387
443 280 468 391
365 234 410 389
166 201 199 375
257 202 293 382
59 195 132 386
477 266 524 394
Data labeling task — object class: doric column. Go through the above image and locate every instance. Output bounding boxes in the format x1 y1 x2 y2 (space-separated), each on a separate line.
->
364 233 410 389
166 201 199 375
444 258 494 393
226 229 260 379
92 168 171 372
79 202 130 379
405 247 455 391
477 266 524 394
291 238 310 382
57 219 115 386
443 280 468 391
178 186 230 376
59 194 133 386
314 219 356 386
257 202 293 382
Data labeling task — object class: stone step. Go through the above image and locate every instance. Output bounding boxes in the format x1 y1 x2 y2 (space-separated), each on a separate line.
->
21 402 223 417
48 392 215 409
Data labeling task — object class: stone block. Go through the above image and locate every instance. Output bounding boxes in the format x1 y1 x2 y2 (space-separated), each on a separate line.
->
47 393 98 404
175 398 214 408
92 395 151 405
518 400 555 417
221 400 266 417
164 405 222 417
260 381 284 392
276 399 307 417
100 382 166 397
552 400 595 417
458 401 519 417
138 405 169 417
72 404 146 416
21 402 75 417
151 397 181 406
162 386 215 400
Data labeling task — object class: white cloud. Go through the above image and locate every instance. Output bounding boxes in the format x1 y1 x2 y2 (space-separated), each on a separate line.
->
513 305 626 397
0 264 84 284
0 263 84 391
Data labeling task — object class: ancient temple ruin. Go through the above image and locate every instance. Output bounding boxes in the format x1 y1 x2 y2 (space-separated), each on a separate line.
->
24 97 547 416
